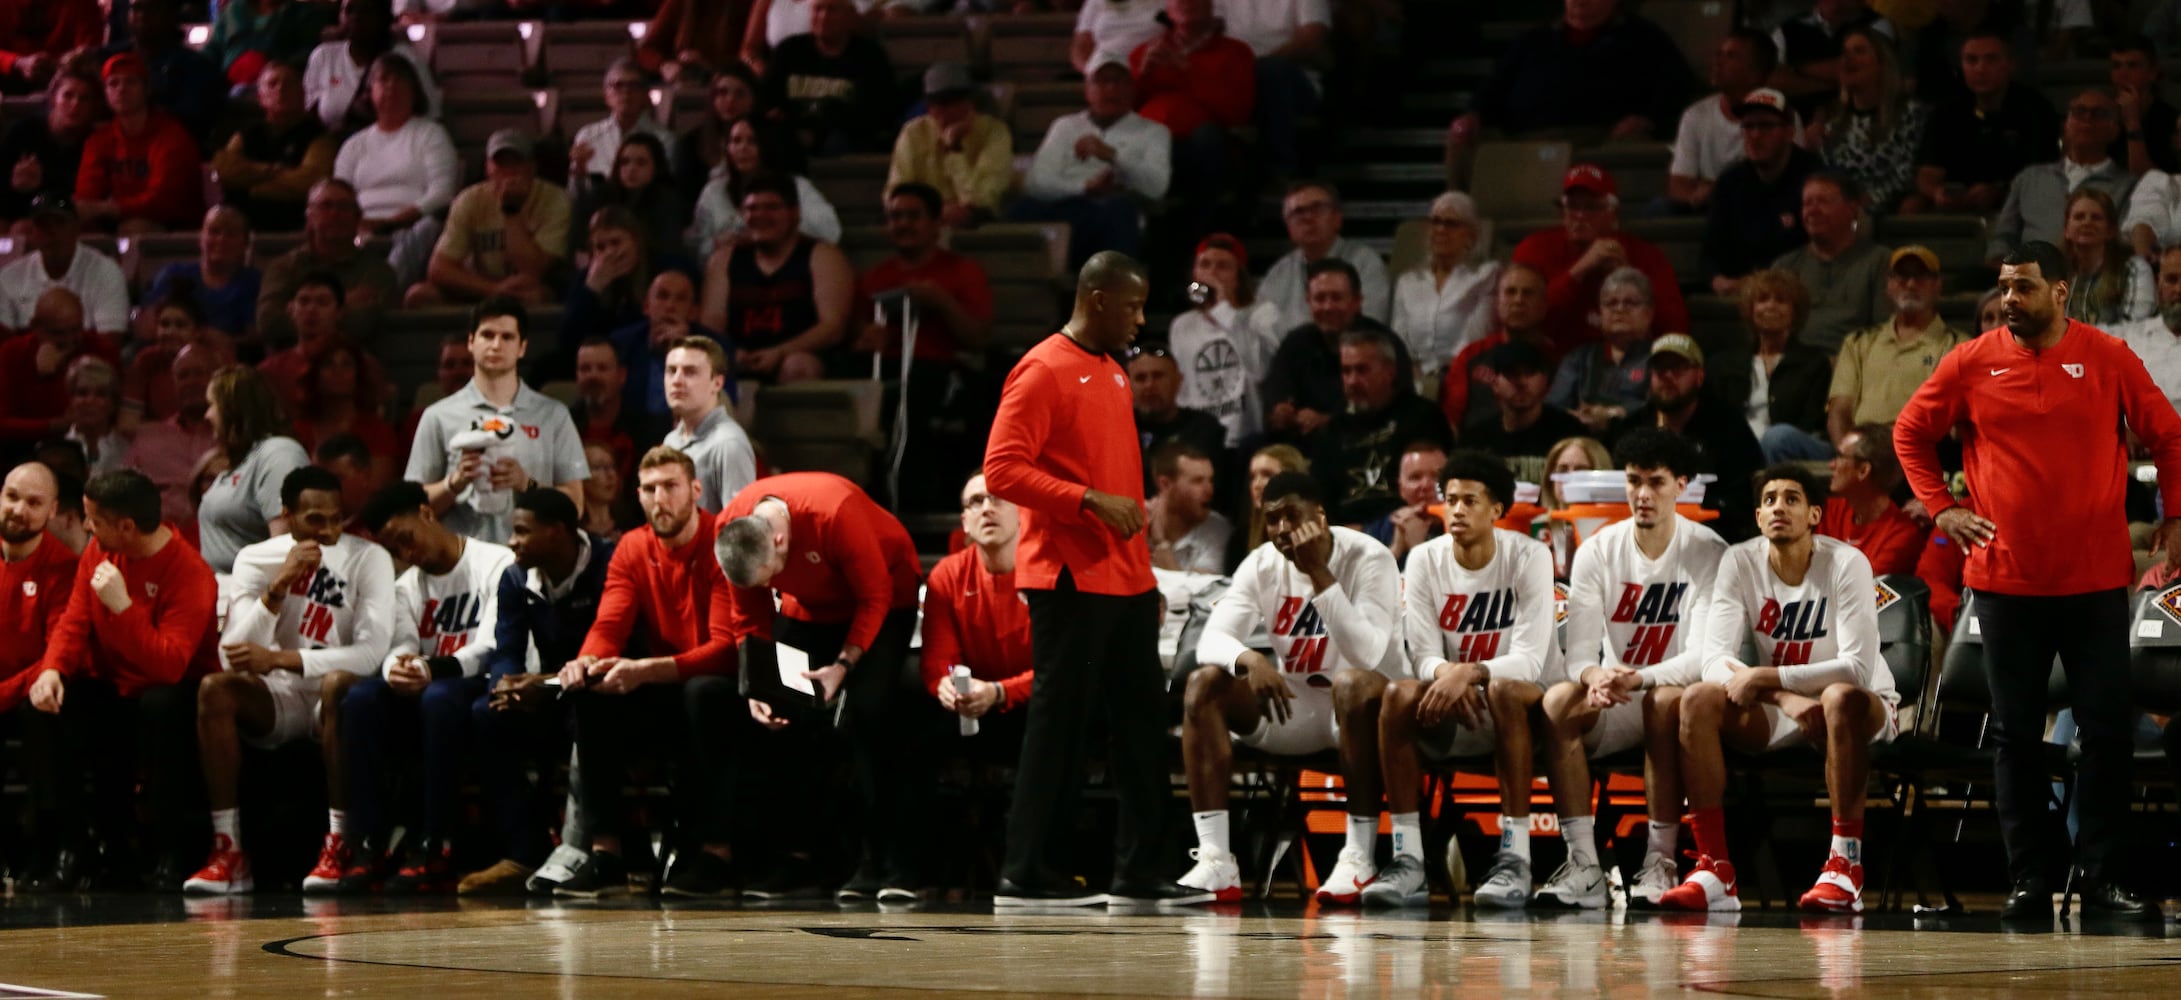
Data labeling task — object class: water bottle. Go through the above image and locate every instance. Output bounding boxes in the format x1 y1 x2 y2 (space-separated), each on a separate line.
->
951 665 978 737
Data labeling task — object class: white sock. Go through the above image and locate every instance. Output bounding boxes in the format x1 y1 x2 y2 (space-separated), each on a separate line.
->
1500 816 1531 862
211 808 240 849
1344 814 1377 859
1646 818 1679 862
1831 834 1862 865
328 809 347 838
1193 810 1230 855
1562 815 1599 867
1391 813 1424 861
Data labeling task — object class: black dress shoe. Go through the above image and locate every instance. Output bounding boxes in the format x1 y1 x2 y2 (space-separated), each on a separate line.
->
2077 880 2159 919
993 877 1106 907
1106 878 1217 907
2000 880 2050 921
22 849 86 893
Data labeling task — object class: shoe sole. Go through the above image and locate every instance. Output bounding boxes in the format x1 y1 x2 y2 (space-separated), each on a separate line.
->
1107 891 1219 908
182 880 253 895
1535 891 1610 910
875 890 922 904
1361 889 1429 908
995 894 1108 907
554 886 631 900
300 878 342 894
661 886 736 899
1798 894 1864 914
1656 895 1742 912
1471 893 1530 910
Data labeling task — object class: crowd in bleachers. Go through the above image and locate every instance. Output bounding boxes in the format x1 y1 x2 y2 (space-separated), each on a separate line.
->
1 0 2181 912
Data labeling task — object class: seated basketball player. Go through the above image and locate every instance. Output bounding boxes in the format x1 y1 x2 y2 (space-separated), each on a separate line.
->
339 482 518 893
1367 450 1558 908
1662 464 1895 913
1175 472 1404 905
186 467 397 895
1537 429 1727 909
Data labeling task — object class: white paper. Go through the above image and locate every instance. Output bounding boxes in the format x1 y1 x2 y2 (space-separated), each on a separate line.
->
2139 619 2164 639
777 643 816 696
1968 617 1981 636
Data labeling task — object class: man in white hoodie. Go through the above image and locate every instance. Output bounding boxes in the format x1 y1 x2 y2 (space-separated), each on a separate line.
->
183 466 396 896
1174 471 1404 906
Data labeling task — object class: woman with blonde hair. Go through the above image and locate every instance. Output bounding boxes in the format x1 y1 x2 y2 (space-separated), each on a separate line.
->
2061 189 2155 325
1710 268 1835 461
1230 443 1311 568
197 365 311 575
1809 25 1928 213
1540 435 1612 578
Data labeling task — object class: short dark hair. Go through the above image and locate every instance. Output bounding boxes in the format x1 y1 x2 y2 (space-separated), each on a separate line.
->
1753 462 1830 507
1961 24 2012 51
471 295 529 340
53 471 83 516
1612 428 1701 482
360 481 430 535
1285 179 1339 205
280 465 345 511
2109 33 2159 64
1443 449 1516 510
1151 439 1210 481
1304 258 1361 297
294 270 345 307
314 433 372 470
1261 470 1322 508
2001 240 2070 284
1726 26 1778 77
84 470 162 532
1841 422 1902 489
887 181 943 217
742 171 800 209
1077 249 1147 296
515 487 581 532
1805 169 1864 205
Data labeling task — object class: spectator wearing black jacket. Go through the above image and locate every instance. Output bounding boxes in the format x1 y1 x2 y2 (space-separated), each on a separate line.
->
0 71 98 228
1706 269 1836 464
1445 0 1695 189
1908 27 2058 216
1704 89 1820 298
760 0 898 156
1262 258 1413 445
1610 334 1763 539
461 489 617 897
1310 328 1453 527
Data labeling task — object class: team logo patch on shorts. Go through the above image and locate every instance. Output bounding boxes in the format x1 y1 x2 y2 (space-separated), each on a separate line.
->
1873 580 1900 614
2158 585 2181 626
1553 581 1569 624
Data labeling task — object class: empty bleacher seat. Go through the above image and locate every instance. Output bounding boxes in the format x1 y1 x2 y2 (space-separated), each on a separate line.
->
984 12 1077 80
808 155 893 227
443 89 556 179
1468 141 1571 221
880 16 976 84
1644 0 1733 80
538 21 641 88
424 21 532 90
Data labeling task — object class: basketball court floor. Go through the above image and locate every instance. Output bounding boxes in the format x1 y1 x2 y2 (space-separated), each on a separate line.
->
0 895 2174 998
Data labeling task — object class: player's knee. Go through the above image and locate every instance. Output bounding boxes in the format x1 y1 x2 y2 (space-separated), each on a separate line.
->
320 670 359 704
1642 685 1682 724
1486 677 1538 717
197 673 240 716
1679 682 1726 730
1380 679 1422 733
1182 664 1231 713
1541 681 1585 722
1820 684 1874 726
1331 669 1384 716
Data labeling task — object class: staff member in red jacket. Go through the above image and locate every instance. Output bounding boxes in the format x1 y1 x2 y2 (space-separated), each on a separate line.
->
1 463 79 716
715 469 922 902
1896 240 2181 923
551 446 738 901
984 250 1210 907
921 470 1034 745
5 469 216 891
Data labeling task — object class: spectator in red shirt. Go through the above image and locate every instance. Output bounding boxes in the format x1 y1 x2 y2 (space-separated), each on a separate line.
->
293 339 399 491
567 337 652 498
922 470 1033 747
1440 262 1552 432
1130 0 1254 231
715 470 923 899
553 447 741 899
1817 423 1927 575
1 462 79 697
0 288 119 457
8 469 217 890
73 52 204 236
0 1 102 94
258 272 387 420
1512 164 1689 356
852 181 993 510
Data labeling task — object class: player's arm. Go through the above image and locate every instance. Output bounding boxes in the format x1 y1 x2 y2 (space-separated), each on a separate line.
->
1479 539 1555 685
1400 547 1453 683
304 546 399 678
1194 553 1266 672
1639 535 1725 689
382 573 424 679
220 551 290 667
1315 543 1403 679
1562 540 1609 685
1697 548 1754 686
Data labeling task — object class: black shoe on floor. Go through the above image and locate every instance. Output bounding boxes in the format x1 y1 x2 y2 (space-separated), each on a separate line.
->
22 848 87 894
662 850 736 899
993 877 1106 908
743 855 824 901
554 850 631 900
2077 880 2158 919
835 862 882 902
2000 879 2050 921
1106 878 1217 908
143 854 189 893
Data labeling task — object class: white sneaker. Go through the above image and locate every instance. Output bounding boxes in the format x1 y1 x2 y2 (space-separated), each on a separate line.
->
1178 847 1243 903
1315 847 1377 905
1360 854 1429 907
1626 854 1679 910
1534 857 1610 909
1470 851 1532 909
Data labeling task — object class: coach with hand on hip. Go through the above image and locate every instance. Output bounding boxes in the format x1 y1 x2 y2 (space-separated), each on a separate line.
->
984 251 1212 908
1896 240 2181 921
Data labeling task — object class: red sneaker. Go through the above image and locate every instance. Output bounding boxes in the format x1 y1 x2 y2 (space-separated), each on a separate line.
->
1656 854 1740 912
302 833 352 894
387 839 456 894
1797 854 1864 914
182 834 254 895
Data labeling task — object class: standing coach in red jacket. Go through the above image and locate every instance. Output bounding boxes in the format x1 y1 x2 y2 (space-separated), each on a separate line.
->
1896 241 2181 923
984 251 1211 908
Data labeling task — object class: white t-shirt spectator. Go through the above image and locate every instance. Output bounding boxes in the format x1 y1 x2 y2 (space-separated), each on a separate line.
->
1392 260 1499 376
1076 0 1172 71
1221 0 1329 56
2122 169 2181 249
304 39 441 130
334 117 461 221
1669 95 1801 185
2114 315 2181 413
0 247 130 336
1259 238 1392 334
1168 300 1282 448
1020 109 1172 202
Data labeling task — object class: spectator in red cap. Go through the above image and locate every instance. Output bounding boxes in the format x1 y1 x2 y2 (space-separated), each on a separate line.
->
1511 164 1688 356
1445 0 1696 189
96 0 225 144
1130 0 1254 234
0 1 102 95
206 0 330 90
74 52 204 236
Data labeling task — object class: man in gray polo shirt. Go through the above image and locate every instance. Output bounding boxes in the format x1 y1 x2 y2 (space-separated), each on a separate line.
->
405 296 590 543
659 336 756 514
1770 171 1892 354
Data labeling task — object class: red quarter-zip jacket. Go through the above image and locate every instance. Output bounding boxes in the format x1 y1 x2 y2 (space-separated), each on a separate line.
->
1894 320 2181 596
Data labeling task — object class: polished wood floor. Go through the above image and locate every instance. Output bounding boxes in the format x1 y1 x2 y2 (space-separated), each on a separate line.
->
0 895 2175 998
